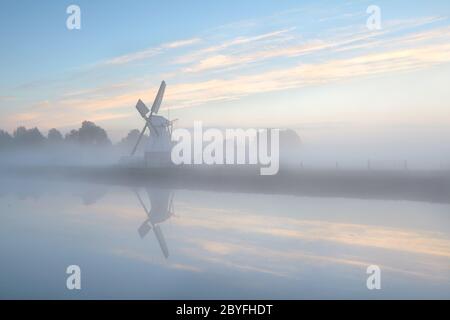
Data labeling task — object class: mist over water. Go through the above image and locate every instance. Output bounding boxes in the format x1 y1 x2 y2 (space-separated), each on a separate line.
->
2 121 450 170
0 175 449 299
1 117 449 299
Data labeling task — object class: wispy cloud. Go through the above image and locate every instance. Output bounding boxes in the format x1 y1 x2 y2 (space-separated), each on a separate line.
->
178 15 448 74
3 7 450 132
98 37 201 66
175 28 296 65
162 37 202 49
163 42 450 109
159 202 450 281
176 204 450 258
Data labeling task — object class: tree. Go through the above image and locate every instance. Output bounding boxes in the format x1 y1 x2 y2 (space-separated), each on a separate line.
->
47 128 64 144
65 129 79 143
64 121 111 146
13 126 27 140
117 129 150 152
119 129 140 146
280 129 302 149
279 129 302 169
78 121 111 146
0 129 13 148
13 126 45 146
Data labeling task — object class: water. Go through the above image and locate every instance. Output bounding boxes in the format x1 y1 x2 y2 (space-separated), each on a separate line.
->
0 176 449 299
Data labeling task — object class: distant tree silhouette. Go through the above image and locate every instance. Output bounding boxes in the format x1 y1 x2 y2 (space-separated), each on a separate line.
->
119 129 140 146
279 129 302 169
64 121 111 146
280 129 302 149
0 129 13 148
13 126 45 146
1 121 145 152
65 129 79 143
117 129 150 153
47 128 64 144
79 121 111 146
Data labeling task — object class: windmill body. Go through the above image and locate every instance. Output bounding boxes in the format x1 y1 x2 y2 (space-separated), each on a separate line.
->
144 115 172 167
126 81 176 168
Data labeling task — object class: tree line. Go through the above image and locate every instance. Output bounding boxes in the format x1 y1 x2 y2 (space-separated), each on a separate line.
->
0 121 142 150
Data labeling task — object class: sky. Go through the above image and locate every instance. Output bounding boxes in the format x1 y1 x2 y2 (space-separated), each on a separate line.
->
1 0 450 150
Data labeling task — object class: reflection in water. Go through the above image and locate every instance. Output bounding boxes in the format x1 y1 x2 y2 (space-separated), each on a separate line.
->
134 188 174 259
0 176 449 299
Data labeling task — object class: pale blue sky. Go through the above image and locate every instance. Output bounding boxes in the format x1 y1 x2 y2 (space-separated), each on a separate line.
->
1 0 450 146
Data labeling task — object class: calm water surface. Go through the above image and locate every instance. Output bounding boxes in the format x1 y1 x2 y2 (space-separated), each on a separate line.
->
0 177 449 299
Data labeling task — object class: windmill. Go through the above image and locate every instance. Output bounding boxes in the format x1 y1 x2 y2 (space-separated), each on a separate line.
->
134 187 175 259
130 81 176 167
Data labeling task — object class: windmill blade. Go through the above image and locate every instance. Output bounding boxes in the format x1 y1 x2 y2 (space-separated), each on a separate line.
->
133 188 150 215
130 122 148 156
138 220 152 238
134 189 152 238
168 192 175 214
136 99 149 119
153 225 169 259
151 81 166 114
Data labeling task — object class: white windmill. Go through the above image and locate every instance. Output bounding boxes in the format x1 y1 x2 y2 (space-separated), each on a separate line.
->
131 81 176 167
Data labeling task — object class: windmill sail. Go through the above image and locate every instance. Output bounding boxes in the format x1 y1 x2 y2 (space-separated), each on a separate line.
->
129 80 171 160
136 99 149 119
153 225 169 258
151 81 166 114
138 220 151 238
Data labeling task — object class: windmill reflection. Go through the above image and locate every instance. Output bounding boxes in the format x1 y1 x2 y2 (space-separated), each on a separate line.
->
133 187 175 259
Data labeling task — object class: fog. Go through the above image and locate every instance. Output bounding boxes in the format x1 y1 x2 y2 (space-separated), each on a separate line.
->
296 126 450 171
1 120 449 204
0 173 449 299
1 120 449 298
0 121 145 167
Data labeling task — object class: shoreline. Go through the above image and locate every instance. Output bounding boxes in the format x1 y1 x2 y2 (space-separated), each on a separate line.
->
2 165 450 204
